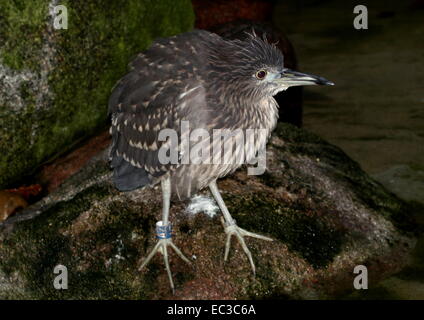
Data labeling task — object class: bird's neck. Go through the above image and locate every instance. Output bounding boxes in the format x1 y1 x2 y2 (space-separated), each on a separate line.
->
231 95 279 133
206 81 279 132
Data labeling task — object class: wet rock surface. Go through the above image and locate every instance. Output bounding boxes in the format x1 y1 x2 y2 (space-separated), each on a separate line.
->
0 124 417 299
273 0 424 299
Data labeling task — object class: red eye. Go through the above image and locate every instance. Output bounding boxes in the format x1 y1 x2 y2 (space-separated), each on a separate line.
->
256 70 267 79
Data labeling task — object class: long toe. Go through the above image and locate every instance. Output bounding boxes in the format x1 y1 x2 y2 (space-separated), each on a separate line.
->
169 240 192 265
138 238 191 292
163 243 175 292
240 228 273 242
235 232 256 275
221 217 272 275
138 239 162 271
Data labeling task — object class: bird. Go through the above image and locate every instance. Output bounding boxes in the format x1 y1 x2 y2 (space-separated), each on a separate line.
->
108 29 333 292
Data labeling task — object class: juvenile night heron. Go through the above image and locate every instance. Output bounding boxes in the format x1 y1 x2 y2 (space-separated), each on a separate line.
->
108 29 333 291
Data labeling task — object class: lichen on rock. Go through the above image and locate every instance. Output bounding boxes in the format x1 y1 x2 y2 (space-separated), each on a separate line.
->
0 0 195 188
0 123 417 299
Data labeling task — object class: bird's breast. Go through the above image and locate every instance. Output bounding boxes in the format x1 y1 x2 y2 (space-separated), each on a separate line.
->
169 97 278 199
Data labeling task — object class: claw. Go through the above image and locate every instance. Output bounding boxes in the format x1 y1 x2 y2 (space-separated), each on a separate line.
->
139 237 191 292
220 217 272 275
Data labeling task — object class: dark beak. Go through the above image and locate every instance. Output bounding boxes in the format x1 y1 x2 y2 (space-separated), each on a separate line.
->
275 68 334 87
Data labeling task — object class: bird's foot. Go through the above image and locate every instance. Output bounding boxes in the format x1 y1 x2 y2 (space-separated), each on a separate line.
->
221 217 273 276
138 221 190 293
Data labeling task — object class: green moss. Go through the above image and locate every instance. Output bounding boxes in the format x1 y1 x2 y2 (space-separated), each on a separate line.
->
224 193 344 269
275 124 418 235
0 184 165 299
343 285 401 300
0 0 46 70
0 0 195 188
0 185 106 298
257 170 286 189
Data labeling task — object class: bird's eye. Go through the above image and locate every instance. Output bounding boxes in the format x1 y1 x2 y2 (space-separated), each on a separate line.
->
255 70 267 80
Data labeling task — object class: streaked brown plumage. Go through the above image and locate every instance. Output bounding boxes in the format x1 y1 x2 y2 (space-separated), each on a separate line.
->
108 29 333 291
108 30 283 198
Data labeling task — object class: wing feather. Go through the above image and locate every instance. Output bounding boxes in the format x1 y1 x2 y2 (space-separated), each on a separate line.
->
108 31 211 191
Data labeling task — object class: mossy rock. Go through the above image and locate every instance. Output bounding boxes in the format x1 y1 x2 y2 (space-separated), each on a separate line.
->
0 123 417 299
0 0 194 188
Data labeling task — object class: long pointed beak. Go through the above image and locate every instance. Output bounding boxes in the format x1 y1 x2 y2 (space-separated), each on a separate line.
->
275 68 334 87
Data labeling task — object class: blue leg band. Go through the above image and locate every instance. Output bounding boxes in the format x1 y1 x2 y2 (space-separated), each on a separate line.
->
156 221 172 239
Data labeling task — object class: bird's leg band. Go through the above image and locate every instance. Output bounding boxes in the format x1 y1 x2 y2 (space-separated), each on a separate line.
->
156 221 172 239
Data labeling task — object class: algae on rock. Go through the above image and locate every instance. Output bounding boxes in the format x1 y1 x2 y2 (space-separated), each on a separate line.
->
0 124 417 299
0 0 194 188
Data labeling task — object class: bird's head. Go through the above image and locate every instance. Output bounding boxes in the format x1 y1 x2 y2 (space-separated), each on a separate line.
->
206 31 334 98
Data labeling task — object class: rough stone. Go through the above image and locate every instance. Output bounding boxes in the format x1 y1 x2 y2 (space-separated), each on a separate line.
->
0 124 417 299
0 0 194 188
